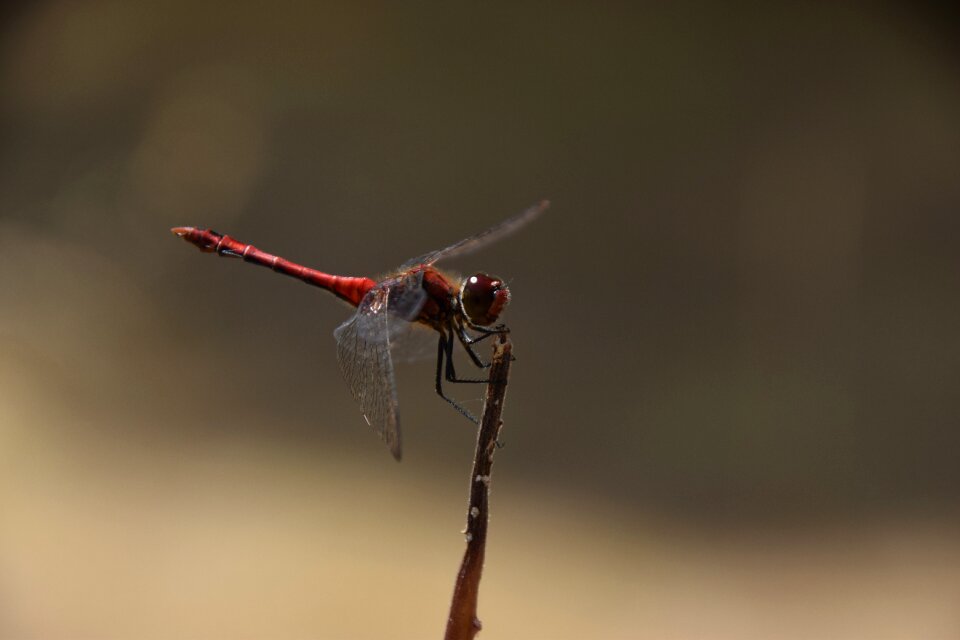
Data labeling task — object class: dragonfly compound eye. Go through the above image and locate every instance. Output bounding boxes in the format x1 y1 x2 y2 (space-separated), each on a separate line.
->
460 273 510 327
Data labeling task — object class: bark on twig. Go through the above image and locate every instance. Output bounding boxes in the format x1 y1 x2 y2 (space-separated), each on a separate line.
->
443 335 513 640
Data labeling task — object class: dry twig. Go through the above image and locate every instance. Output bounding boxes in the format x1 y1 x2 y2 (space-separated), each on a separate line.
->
444 335 513 640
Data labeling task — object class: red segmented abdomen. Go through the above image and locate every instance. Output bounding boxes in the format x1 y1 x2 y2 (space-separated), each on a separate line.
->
171 226 375 307
321 274 376 307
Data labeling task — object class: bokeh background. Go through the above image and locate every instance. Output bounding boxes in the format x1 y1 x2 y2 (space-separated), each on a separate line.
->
2 2 959 638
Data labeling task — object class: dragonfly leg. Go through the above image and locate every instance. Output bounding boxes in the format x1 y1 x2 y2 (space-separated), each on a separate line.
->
435 334 480 424
441 332 508 448
459 330 495 346
456 323 492 369
456 319 517 367
446 326 496 383
463 321 510 336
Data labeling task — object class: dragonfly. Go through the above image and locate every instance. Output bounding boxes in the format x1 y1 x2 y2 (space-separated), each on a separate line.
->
171 200 548 460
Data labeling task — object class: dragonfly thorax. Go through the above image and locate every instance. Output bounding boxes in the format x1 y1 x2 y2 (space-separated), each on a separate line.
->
459 272 510 327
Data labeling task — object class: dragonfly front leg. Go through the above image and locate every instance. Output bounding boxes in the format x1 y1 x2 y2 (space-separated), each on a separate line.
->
435 333 480 424
442 330 509 449
455 318 514 369
446 328 495 383
463 320 511 336
457 325 492 369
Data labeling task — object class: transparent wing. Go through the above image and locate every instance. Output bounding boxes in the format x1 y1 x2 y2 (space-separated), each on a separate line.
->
334 287 402 460
390 324 440 364
402 200 549 268
331 272 428 461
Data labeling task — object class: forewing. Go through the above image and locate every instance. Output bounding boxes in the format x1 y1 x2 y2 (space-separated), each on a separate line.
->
402 200 549 268
333 286 404 460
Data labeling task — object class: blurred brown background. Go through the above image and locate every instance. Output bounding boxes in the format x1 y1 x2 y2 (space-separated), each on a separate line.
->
1 2 959 638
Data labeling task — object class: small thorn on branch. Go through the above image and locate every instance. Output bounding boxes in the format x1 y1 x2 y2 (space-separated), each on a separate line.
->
444 335 512 640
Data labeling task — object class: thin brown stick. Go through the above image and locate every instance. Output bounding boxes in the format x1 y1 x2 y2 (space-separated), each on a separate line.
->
444 335 513 640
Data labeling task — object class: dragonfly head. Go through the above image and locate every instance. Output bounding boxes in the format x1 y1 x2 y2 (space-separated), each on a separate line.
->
459 273 510 327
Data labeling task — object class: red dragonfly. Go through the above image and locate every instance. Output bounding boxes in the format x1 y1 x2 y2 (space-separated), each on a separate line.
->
172 200 548 460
